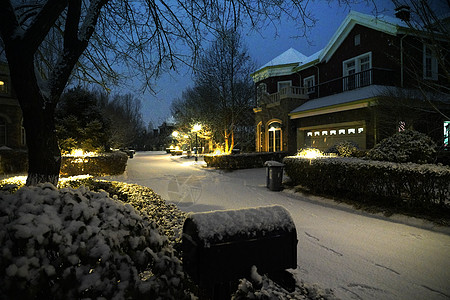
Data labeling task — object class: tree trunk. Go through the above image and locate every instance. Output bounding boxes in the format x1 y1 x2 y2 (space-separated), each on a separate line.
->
8 53 61 186
23 105 61 186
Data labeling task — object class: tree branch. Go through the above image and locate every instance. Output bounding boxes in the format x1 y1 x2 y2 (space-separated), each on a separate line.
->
0 0 21 44
24 0 68 52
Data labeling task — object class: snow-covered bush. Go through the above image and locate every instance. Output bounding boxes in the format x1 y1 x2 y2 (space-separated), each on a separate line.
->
204 152 288 169
283 156 450 208
60 151 128 176
231 266 338 300
366 130 437 163
62 179 188 246
326 140 361 157
0 184 188 299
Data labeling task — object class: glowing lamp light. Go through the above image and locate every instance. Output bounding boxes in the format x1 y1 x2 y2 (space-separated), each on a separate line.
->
296 148 324 159
213 148 223 155
172 131 179 137
65 149 98 157
192 123 202 132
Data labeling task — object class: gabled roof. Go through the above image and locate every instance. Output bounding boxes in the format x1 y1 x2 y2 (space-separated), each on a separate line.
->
319 10 409 62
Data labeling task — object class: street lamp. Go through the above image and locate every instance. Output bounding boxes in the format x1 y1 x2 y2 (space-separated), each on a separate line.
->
192 124 202 162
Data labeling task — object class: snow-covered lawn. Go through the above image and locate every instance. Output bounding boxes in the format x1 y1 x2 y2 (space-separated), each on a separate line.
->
101 151 450 300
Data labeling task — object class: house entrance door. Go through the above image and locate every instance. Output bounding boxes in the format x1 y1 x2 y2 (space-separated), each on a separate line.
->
268 122 282 152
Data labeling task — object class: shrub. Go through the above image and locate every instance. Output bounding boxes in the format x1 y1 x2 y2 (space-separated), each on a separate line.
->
204 152 288 169
0 184 188 299
283 156 450 208
327 140 361 157
366 130 436 163
60 151 128 176
0 149 28 175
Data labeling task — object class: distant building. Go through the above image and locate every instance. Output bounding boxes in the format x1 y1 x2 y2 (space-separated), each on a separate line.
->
252 10 450 154
0 62 25 150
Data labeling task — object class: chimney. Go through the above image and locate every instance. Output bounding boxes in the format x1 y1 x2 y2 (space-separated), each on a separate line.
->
395 5 411 22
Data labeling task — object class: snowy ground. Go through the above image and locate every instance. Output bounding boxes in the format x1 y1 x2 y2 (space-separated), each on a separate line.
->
100 151 450 300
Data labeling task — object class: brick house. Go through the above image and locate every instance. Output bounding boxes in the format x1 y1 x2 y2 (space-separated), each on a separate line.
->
252 10 450 154
0 62 25 150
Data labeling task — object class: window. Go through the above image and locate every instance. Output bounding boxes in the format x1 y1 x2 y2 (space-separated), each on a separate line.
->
256 122 263 152
343 52 372 91
339 129 346 135
307 132 313 137
358 127 364 134
423 44 438 80
322 130 328 135
314 131 320 136
303 75 315 94
444 121 449 148
256 83 267 106
268 122 282 152
330 130 337 135
277 80 292 92
348 128 356 134
354 34 360 46
0 117 6 146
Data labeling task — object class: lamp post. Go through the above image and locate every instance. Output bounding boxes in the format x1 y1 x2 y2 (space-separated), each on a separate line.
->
192 124 202 162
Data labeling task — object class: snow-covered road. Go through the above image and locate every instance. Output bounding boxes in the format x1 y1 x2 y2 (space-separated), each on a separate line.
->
101 151 450 300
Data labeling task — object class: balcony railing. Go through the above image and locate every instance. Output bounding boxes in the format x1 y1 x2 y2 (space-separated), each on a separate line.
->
259 86 308 106
310 68 395 99
343 69 372 91
255 68 395 108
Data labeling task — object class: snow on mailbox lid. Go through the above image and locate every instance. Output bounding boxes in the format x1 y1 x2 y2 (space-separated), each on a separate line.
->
185 205 295 247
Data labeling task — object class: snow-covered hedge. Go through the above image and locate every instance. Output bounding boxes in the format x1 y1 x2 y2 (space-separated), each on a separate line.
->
366 130 437 164
60 151 128 176
0 184 188 299
283 156 450 208
204 152 288 169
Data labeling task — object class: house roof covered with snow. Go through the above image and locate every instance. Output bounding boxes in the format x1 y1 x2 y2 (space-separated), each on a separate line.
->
251 48 308 83
290 85 393 119
258 48 308 70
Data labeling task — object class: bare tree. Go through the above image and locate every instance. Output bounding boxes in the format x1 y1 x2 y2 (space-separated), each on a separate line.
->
391 0 450 117
172 29 255 153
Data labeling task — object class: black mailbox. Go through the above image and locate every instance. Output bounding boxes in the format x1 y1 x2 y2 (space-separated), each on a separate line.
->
182 205 297 296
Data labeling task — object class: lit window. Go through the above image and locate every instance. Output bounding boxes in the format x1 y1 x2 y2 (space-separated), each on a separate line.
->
307 132 313 137
314 132 320 136
339 129 346 135
398 121 406 132
322 130 328 135
348 128 356 134
330 130 337 135
444 121 449 148
358 127 364 133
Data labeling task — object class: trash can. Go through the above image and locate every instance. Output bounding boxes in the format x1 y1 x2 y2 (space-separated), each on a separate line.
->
264 160 285 191
182 205 297 297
